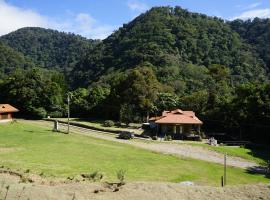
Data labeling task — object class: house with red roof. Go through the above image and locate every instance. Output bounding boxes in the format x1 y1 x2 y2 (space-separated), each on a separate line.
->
0 104 19 122
149 109 203 140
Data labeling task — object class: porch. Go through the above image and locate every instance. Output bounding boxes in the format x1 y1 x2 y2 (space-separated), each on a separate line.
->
157 124 201 140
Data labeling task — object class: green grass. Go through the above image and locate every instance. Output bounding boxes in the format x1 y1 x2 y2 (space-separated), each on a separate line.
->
52 118 143 134
0 122 269 186
180 141 270 165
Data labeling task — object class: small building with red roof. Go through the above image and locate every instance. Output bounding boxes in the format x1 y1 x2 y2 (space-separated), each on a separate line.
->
149 109 203 140
0 104 19 122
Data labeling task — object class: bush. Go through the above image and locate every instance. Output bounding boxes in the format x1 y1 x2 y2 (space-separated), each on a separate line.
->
103 120 115 127
115 121 122 127
81 171 103 182
152 136 158 140
31 107 47 119
164 135 172 141
116 169 126 185
118 131 134 140
48 111 63 118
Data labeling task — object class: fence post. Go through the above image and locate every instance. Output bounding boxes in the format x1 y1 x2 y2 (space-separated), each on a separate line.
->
224 153 227 186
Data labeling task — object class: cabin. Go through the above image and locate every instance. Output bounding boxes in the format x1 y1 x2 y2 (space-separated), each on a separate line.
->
0 104 19 122
149 109 203 140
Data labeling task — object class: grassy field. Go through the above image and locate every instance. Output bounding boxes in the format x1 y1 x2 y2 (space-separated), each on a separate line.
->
0 122 269 186
52 118 143 134
179 141 270 165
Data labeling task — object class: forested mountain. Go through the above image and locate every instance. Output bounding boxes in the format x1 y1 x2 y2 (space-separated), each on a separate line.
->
0 27 98 74
0 42 34 79
73 7 267 89
0 6 270 143
229 18 270 73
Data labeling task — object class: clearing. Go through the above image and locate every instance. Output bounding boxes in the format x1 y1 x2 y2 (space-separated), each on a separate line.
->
0 121 269 186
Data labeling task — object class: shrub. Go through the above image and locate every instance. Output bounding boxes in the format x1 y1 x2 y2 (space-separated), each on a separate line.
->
31 107 47 119
116 169 126 185
267 160 270 174
115 121 122 127
81 171 103 182
152 136 158 140
103 120 115 127
118 131 134 140
164 135 172 141
48 111 63 118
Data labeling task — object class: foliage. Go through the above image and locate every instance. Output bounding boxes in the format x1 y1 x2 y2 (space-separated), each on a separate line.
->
103 120 115 127
116 169 126 184
0 27 98 75
230 18 270 72
0 7 270 143
118 131 134 140
30 107 47 119
82 171 103 182
164 135 172 141
0 68 66 118
119 104 136 125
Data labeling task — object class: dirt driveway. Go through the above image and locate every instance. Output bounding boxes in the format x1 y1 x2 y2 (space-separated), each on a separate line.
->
24 120 258 169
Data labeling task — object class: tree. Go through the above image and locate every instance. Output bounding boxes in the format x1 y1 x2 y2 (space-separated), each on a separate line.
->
121 66 161 120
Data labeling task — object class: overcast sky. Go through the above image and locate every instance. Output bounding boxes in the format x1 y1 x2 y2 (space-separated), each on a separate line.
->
1 0 270 39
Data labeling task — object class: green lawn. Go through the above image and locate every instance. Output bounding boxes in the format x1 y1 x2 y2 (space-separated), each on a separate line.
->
51 118 143 134
179 141 270 166
0 122 269 186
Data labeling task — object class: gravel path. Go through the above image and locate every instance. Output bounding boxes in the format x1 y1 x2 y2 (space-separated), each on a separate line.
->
24 120 258 169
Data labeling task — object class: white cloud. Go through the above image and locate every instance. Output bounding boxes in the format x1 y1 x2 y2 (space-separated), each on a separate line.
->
0 0 115 39
0 0 51 35
235 2 262 10
231 8 270 20
245 2 262 10
128 1 149 12
58 13 116 39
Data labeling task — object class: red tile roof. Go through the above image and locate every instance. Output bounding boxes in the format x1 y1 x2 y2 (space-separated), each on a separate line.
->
155 109 202 125
0 104 19 114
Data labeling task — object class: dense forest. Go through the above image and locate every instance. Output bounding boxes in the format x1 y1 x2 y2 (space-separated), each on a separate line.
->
0 6 270 143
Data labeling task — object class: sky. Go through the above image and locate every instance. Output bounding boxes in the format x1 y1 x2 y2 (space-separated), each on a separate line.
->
1 0 270 40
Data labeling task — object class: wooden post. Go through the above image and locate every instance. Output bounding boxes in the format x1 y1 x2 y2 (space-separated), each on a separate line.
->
224 153 227 186
221 176 224 187
53 120 59 132
67 93 70 134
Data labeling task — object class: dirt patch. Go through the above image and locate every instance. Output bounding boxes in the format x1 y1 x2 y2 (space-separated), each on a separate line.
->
0 172 269 200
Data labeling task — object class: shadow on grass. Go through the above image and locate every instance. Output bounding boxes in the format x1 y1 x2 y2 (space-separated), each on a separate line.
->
245 144 270 179
246 166 270 179
246 144 270 165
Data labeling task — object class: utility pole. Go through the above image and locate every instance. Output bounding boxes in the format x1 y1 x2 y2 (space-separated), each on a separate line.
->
67 93 70 134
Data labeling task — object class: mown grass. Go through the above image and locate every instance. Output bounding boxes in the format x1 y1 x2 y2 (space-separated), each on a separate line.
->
0 122 269 186
52 118 143 134
180 141 270 165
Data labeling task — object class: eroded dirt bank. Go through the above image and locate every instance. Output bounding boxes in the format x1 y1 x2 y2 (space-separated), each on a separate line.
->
0 173 269 200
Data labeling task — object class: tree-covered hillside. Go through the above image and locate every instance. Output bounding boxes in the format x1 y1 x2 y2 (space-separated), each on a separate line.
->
0 42 34 79
0 27 98 74
73 7 267 89
230 18 270 73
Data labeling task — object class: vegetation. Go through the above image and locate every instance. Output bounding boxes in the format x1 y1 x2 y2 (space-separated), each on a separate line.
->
0 27 98 74
0 7 270 143
183 142 270 165
229 18 270 72
0 122 269 185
